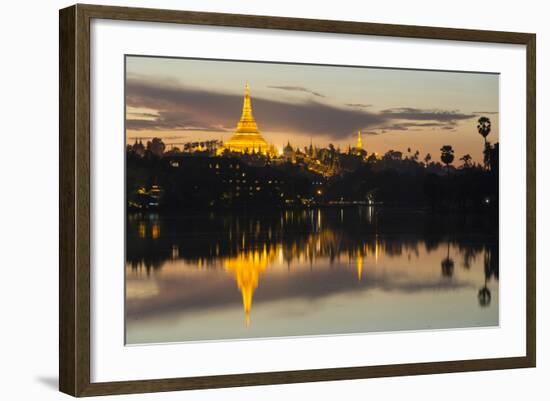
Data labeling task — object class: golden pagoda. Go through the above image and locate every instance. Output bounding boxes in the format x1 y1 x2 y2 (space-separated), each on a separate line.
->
218 82 277 156
353 129 366 156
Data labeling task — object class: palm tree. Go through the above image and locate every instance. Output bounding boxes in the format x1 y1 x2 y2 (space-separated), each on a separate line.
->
424 153 432 166
477 117 492 170
460 154 473 169
477 116 492 146
441 240 455 278
440 145 455 175
478 281 491 307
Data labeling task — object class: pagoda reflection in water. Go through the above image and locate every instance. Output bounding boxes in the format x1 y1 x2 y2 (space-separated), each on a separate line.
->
127 208 498 327
219 232 383 326
125 207 499 343
223 247 272 326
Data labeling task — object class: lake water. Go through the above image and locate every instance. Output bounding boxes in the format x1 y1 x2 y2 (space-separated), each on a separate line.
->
125 207 498 344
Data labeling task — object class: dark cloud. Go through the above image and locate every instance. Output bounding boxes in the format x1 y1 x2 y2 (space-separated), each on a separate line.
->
126 79 474 140
126 109 231 132
345 103 372 108
126 79 385 139
380 107 476 122
472 111 499 115
267 85 325 98
127 135 189 141
126 120 228 132
127 111 160 119
365 121 458 134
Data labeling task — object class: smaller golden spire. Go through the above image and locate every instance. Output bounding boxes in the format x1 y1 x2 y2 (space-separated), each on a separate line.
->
357 129 363 150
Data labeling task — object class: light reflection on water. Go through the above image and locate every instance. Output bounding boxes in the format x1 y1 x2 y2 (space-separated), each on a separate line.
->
125 207 498 344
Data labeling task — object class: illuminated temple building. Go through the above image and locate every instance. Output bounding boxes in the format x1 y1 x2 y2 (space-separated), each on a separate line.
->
218 82 277 156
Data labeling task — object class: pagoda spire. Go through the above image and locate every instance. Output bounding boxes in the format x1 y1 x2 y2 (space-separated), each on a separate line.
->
357 129 363 150
237 81 257 132
218 82 276 156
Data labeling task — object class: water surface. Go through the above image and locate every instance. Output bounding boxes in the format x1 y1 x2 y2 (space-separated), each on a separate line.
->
125 207 498 344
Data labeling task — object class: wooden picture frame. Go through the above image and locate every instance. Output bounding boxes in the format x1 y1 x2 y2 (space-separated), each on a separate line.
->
59 3 536 397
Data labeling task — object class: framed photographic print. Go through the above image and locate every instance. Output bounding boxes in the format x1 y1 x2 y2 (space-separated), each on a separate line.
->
59 4 536 397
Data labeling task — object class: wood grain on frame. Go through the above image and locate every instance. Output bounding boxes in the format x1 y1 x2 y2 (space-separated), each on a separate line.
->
59 3 536 397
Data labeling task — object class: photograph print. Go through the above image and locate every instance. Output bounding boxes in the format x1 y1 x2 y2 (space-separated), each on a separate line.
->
125 56 499 344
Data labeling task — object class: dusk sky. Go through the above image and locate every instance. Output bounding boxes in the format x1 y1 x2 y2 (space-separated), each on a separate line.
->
125 56 499 164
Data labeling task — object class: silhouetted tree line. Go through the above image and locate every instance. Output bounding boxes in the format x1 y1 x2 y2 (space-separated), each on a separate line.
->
323 150 497 211
127 152 317 210
126 117 498 212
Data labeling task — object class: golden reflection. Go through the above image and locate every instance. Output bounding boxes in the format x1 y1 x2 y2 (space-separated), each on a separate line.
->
357 253 363 281
375 236 380 263
130 212 429 324
138 222 146 239
136 219 161 240
151 223 160 240
219 228 384 325
223 248 277 326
